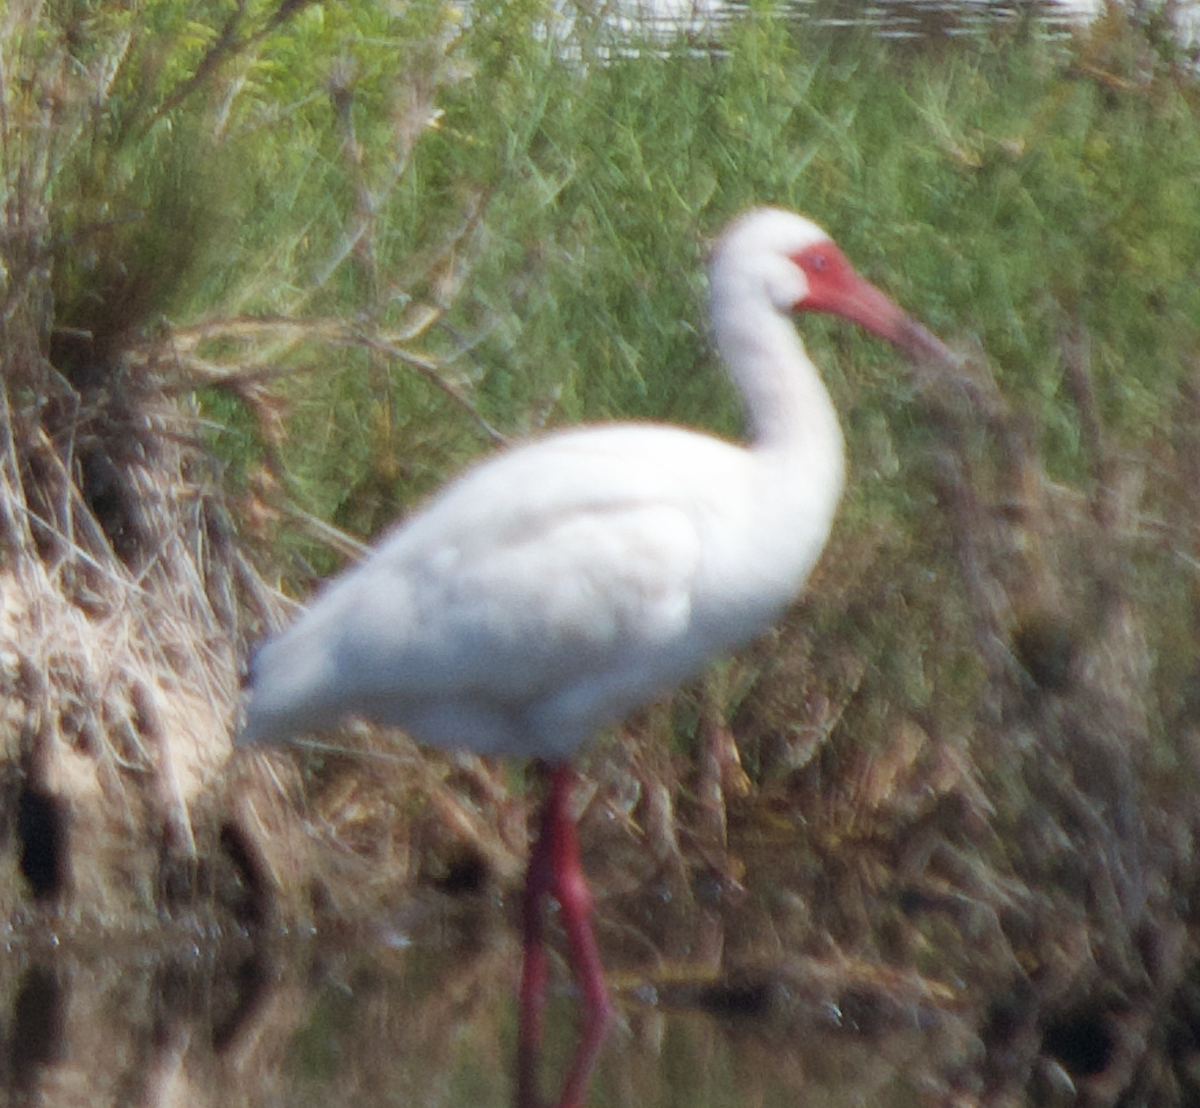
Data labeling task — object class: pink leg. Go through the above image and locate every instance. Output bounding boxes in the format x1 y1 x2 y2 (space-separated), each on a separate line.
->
515 764 615 1108
545 765 615 1108
517 781 554 1108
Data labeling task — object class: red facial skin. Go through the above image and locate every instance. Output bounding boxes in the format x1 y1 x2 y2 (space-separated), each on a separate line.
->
793 241 954 365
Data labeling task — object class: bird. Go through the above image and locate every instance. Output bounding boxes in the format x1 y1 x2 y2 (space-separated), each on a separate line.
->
237 207 955 1108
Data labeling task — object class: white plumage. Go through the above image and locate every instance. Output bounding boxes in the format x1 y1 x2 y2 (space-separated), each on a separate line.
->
240 208 939 757
237 207 955 1108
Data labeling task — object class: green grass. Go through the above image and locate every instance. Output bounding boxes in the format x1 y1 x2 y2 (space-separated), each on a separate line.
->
17 0 1200 770
6 10 1199 1095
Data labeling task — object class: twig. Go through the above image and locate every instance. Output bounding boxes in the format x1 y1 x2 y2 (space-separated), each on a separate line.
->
281 503 372 562
364 335 508 446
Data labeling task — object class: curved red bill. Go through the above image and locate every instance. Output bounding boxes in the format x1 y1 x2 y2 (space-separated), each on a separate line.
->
792 242 957 367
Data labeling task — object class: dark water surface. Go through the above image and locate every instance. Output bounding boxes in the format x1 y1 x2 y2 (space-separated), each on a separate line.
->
607 0 1099 40
1 897 976 1108
12 0 1190 1103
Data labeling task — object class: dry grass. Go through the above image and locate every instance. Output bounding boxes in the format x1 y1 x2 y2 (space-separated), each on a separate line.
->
0 0 490 925
0 0 316 923
3 2 1200 1100
0 327 268 919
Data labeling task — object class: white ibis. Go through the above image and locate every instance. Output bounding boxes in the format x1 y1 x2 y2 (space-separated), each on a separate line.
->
238 207 954 1108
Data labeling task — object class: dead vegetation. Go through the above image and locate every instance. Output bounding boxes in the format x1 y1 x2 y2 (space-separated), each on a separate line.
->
1 1 1200 1104
0 0 490 929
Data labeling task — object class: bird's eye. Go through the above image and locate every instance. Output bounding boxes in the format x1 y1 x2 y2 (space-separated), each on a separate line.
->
810 252 828 271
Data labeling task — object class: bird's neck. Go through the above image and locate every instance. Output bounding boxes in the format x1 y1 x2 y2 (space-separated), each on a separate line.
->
713 293 847 497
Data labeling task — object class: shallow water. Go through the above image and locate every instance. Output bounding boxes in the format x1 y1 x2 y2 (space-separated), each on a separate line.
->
584 0 1200 61
0 907 977 1108
607 0 1101 39
9 1 1195 1102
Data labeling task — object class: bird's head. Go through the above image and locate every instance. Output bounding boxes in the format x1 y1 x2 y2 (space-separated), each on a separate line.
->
713 207 955 365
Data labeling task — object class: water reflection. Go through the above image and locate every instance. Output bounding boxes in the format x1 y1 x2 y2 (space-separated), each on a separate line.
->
578 0 1104 43
10 966 66 1094
578 0 1200 56
0 914 978 1108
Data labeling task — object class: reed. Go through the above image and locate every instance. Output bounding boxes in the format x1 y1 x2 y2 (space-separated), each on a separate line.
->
2 0 1199 1098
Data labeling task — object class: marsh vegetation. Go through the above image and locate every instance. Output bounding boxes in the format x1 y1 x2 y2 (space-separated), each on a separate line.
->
1 0 1199 1102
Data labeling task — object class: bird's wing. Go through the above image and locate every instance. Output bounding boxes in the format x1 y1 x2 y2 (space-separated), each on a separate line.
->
241 425 760 749
333 437 714 702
